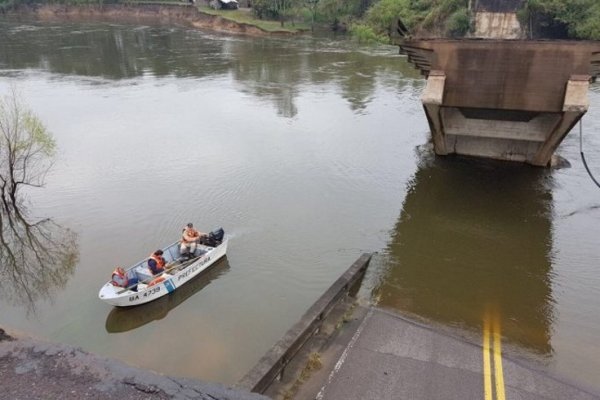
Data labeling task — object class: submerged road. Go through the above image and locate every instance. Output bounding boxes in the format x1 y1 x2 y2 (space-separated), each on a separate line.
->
315 308 599 400
285 307 600 400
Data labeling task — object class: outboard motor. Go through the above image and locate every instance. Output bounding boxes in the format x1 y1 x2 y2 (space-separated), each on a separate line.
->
201 228 224 247
210 228 224 243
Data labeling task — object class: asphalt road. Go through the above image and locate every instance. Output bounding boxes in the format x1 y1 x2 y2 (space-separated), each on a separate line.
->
313 308 600 400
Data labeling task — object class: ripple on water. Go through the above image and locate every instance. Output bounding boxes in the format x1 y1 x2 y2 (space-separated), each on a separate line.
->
2 21 600 391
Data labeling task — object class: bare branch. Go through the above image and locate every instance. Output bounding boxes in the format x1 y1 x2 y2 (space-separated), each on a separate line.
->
0 87 78 314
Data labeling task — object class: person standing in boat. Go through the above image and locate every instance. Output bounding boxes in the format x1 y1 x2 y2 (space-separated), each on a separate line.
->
148 250 166 275
180 223 206 258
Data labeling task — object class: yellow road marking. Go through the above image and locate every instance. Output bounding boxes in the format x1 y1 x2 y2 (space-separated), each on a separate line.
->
493 315 506 400
483 309 506 400
483 314 493 400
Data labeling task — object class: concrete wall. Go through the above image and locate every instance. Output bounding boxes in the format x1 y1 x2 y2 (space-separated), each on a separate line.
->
418 41 598 113
475 0 524 13
474 11 522 38
473 0 525 38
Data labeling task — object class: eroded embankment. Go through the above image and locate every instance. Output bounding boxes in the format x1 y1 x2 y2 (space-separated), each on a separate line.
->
0 327 267 400
8 3 293 37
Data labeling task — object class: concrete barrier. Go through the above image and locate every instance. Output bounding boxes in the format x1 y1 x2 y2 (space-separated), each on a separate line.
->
237 253 373 394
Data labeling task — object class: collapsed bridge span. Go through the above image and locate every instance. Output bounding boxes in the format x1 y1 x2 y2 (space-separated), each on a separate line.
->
396 0 600 166
399 39 600 166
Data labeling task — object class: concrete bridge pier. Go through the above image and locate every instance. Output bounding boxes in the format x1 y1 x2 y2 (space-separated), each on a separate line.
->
533 77 590 165
422 70 591 166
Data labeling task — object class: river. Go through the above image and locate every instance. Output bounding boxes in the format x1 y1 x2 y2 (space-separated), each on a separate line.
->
0 19 599 392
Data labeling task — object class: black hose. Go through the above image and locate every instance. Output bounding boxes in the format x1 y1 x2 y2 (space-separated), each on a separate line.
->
579 119 600 189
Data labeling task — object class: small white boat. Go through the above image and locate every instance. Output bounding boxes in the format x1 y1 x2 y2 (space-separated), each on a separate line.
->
98 229 228 307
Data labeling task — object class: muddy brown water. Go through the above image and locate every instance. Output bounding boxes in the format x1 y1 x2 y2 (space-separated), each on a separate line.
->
1 20 599 391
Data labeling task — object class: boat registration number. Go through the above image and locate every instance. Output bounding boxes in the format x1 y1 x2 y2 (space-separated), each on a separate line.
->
128 286 160 302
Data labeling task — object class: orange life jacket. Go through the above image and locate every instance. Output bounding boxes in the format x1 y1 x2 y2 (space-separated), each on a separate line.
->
182 227 200 244
111 268 128 287
148 253 165 274
148 276 165 287
149 254 166 267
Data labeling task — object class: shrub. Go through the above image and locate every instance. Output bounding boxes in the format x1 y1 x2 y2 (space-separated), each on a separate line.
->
350 22 389 43
446 7 469 37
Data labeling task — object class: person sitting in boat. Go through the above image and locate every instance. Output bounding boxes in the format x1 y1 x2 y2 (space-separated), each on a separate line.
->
180 223 206 258
148 250 166 275
111 267 128 287
110 267 138 290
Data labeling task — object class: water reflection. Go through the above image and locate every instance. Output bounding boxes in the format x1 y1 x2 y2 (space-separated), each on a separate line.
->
105 257 230 333
0 23 231 79
227 38 405 116
375 153 556 355
0 88 79 313
0 206 78 313
0 21 420 117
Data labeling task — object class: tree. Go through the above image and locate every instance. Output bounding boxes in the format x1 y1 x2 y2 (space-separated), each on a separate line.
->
524 0 600 39
352 0 470 41
319 0 353 30
252 0 275 19
363 0 414 38
274 0 296 27
0 88 78 313
0 87 56 215
350 0 600 41
251 0 299 26
306 0 319 31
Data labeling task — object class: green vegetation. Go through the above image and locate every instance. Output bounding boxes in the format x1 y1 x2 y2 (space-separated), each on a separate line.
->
0 0 15 12
2 0 599 40
0 88 57 192
199 5 309 32
521 0 600 40
281 352 323 400
349 23 387 44
348 0 600 43
350 0 470 43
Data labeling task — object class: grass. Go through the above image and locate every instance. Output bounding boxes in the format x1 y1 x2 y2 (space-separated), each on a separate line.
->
281 352 323 400
335 301 357 330
198 5 309 33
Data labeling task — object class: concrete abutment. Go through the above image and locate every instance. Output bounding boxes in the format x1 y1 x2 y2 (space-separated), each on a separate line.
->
400 40 600 167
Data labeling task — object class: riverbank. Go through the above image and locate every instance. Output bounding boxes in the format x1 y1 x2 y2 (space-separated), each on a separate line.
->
0 327 267 400
5 3 303 36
